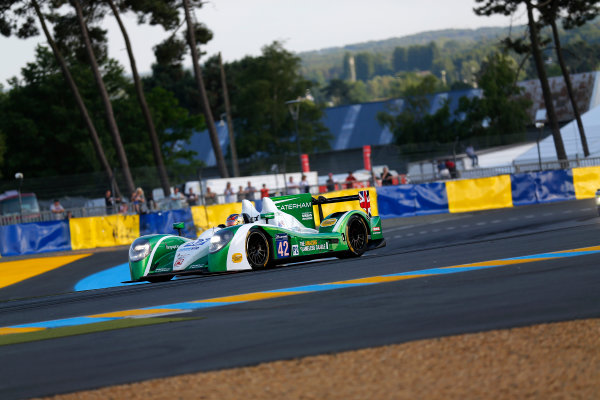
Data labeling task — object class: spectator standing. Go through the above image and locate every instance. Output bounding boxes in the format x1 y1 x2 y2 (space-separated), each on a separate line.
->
245 181 256 201
104 190 115 214
466 145 478 167
147 193 156 211
445 159 458 179
205 187 217 205
344 171 357 188
237 185 246 202
326 172 336 192
116 197 128 214
300 175 310 193
186 188 198 207
170 187 185 209
260 184 270 198
50 199 65 220
131 187 146 213
287 176 300 195
380 167 393 186
224 182 235 203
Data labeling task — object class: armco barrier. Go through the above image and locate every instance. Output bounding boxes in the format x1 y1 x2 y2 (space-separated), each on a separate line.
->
140 209 196 238
511 170 575 206
0 220 71 256
376 183 448 218
69 214 140 250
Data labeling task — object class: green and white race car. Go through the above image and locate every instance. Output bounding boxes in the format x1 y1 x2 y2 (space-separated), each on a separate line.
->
128 191 385 282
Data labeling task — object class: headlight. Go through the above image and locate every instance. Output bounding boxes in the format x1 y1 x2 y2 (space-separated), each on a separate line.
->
129 238 151 261
209 229 235 253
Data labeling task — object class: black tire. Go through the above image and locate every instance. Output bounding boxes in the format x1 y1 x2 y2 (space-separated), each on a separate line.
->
246 229 270 269
147 275 173 283
345 215 369 257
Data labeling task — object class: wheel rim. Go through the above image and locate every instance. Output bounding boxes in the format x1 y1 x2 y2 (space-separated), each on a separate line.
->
247 231 268 266
348 218 367 252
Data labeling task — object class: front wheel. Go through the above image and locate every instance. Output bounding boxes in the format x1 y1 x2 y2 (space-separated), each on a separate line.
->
344 215 369 257
246 229 270 269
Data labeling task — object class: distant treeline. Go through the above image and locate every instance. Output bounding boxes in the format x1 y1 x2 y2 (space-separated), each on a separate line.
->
300 21 600 88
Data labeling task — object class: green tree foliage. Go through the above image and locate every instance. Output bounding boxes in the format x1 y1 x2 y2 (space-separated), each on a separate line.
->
377 54 531 148
406 42 438 71
0 86 6 176
354 52 375 81
227 42 331 170
143 23 214 115
0 46 202 179
457 53 532 142
392 47 407 72
322 79 368 106
377 75 454 145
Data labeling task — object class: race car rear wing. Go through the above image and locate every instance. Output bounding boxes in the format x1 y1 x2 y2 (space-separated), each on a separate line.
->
312 190 371 221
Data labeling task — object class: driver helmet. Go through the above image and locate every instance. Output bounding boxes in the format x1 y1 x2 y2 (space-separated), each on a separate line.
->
226 213 244 226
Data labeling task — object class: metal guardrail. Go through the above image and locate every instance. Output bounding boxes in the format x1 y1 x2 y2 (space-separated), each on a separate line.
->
408 155 600 183
0 181 375 227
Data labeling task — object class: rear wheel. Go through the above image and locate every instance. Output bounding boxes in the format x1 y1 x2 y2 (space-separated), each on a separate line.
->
345 215 368 257
246 229 270 269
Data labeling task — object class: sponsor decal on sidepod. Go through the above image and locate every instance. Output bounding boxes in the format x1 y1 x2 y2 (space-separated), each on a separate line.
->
320 218 337 227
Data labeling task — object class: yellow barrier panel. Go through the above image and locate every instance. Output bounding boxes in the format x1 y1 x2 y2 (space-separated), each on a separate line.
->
312 187 379 225
69 214 140 250
446 175 513 213
191 202 245 234
572 166 600 199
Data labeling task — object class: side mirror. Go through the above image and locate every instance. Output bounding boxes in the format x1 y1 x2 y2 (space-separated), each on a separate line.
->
260 212 274 223
173 222 185 236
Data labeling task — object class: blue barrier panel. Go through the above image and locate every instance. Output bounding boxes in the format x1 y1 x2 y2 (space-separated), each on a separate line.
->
376 185 417 218
139 209 196 238
0 220 71 256
511 173 537 206
376 183 448 218
512 170 576 206
414 182 449 215
536 169 575 203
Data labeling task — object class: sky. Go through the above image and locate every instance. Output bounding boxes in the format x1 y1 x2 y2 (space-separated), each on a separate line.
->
0 0 528 87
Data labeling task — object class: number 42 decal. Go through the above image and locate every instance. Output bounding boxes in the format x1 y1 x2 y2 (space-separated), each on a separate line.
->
277 238 290 258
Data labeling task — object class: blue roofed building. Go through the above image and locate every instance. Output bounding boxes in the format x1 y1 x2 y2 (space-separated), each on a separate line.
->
186 71 600 176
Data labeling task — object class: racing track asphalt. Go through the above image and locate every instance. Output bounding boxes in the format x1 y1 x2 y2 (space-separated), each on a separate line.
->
1 199 600 399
